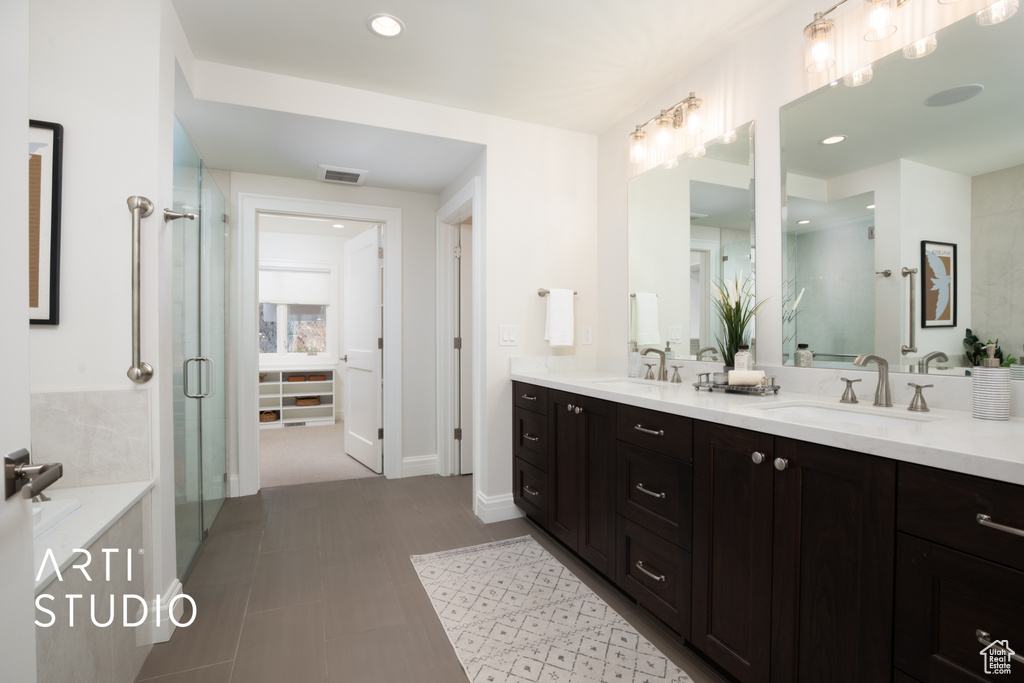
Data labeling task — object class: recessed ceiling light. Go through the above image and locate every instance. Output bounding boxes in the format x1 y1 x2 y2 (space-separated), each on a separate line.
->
821 135 847 145
368 13 404 37
798 220 811 225
866 204 876 209
925 84 984 107
333 224 344 228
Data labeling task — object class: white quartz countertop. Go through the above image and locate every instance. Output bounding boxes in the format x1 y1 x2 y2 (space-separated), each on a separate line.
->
33 480 154 593
511 370 1024 487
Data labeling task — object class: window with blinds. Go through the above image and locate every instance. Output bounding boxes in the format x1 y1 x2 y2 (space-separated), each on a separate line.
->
259 265 333 357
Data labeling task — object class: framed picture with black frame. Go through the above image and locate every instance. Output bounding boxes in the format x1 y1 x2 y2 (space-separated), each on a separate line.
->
29 119 63 325
920 240 957 328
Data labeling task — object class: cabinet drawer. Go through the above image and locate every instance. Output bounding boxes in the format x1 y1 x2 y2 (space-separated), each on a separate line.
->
898 463 1024 573
616 404 692 460
514 382 547 414
895 533 1024 682
617 516 691 638
514 407 548 472
513 458 547 524
616 442 692 550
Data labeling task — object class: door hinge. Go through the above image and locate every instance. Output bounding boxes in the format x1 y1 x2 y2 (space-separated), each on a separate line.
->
454 337 462 350
454 428 462 440
378 247 384 259
454 245 462 258
378 337 383 349
378 427 384 440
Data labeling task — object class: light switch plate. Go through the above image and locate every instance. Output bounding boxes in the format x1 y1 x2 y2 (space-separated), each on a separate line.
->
668 326 684 343
499 325 518 346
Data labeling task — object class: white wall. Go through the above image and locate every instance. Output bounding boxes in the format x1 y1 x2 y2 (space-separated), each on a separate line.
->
228 172 441 469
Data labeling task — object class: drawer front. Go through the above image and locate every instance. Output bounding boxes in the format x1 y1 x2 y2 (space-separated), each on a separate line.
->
514 382 547 414
616 442 692 550
895 533 1024 682
513 457 547 524
514 407 548 472
898 463 1024 573
617 516 691 638
616 403 692 460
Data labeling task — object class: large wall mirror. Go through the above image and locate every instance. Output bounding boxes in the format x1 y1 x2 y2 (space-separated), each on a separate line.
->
628 122 755 361
781 10 1024 375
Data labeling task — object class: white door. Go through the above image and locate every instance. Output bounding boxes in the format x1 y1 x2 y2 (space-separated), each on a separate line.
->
458 223 473 475
1 1 39 676
344 226 382 473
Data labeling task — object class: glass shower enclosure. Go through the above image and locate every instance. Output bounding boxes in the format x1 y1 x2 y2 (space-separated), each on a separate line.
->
172 118 228 578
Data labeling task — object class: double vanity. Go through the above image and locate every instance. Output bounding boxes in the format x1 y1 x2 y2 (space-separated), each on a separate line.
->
510 370 1024 683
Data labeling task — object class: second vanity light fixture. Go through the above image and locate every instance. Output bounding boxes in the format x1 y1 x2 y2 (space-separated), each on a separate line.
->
629 91 703 164
804 0 1018 73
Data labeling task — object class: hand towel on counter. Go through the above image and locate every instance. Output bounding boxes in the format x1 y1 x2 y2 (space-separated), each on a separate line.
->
634 293 661 346
544 289 575 347
728 370 765 386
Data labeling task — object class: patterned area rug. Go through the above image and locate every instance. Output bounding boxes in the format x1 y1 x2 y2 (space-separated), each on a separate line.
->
411 536 693 683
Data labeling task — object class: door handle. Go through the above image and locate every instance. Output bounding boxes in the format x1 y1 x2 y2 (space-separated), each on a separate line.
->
183 357 213 399
5 449 63 500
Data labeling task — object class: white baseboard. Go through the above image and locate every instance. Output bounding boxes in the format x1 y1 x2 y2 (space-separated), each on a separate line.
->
475 491 524 523
401 454 438 478
149 579 186 644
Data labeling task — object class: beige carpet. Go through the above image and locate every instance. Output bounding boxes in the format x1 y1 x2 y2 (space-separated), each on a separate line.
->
259 420 381 488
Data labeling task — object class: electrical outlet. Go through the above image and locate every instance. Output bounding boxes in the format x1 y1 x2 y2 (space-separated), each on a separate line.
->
582 326 593 345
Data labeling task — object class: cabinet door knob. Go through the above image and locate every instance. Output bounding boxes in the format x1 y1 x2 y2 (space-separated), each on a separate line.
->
567 404 574 412
574 406 583 414
751 451 765 465
774 457 789 471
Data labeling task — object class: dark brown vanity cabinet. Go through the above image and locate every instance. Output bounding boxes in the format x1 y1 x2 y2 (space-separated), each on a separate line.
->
547 389 617 579
692 422 896 683
512 382 549 524
895 464 1024 683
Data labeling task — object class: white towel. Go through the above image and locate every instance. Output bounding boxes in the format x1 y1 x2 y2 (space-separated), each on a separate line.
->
634 293 661 346
544 289 575 347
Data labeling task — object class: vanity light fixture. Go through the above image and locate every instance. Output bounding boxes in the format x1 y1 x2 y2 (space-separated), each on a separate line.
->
903 33 937 58
843 65 874 86
629 126 647 163
654 111 675 150
977 0 1018 25
805 11 838 72
680 92 704 136
863 0 898 41
821 134 848 144
627 92 705 165
368 13 405 37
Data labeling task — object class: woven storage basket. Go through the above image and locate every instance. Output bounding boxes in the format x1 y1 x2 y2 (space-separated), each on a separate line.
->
259 410 279 423
295 397 321 407
308 374 326 381
288 375 307 382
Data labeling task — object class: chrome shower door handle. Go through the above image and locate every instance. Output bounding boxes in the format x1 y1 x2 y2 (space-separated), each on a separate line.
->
183 357 213 399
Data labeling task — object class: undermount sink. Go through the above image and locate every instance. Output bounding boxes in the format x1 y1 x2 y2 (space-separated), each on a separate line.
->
588 378 662 390
752 401 941 428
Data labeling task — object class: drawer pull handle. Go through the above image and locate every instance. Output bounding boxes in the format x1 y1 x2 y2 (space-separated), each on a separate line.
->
636 483 666 499
523 433 540 442
523 485 540 497
521 394 538 401
634 424 665 437
976 513 1024 538
636 560 666 582
977 629 1024 664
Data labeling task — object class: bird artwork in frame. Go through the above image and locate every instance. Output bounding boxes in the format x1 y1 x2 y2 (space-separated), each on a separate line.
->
921 240 957 328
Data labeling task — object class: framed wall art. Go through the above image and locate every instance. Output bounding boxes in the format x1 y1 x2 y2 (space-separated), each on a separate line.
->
921 240 956 328
29 119 63 325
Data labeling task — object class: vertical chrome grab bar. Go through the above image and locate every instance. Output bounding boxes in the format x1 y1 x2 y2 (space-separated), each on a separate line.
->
126 196 154 383
901 267 918 355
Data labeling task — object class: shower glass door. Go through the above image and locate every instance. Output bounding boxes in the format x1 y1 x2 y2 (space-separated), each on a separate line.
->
172 118 227 578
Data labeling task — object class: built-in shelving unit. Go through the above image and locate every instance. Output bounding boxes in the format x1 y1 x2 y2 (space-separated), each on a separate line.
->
258 369 335 428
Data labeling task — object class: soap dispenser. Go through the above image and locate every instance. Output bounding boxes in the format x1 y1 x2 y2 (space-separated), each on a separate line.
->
972 343 1010 420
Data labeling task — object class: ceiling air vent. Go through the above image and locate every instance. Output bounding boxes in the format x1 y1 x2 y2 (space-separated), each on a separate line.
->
318 164 368 186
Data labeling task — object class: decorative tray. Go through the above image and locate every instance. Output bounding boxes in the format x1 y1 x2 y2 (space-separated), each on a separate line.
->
692 381 780 396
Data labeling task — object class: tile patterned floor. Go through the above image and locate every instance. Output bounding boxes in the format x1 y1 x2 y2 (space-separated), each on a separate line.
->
135 475 728 683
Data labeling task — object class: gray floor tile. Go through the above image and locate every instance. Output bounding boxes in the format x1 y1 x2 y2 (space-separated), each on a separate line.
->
325 626 417 683
186 531 263 589
426 505 494 551
208 498 267 536
260 505 320 553
248 544 322 613
322 559 406 640
137 661 233 683
376 517 441 587
136 582 250 680
231 602 327 683
320 514 381 567
393 582 462 672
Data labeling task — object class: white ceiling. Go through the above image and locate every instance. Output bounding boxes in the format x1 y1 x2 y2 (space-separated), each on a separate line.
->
172 0 802 135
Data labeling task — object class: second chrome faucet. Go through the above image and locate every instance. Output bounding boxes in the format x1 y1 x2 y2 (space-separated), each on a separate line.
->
853 353 892 407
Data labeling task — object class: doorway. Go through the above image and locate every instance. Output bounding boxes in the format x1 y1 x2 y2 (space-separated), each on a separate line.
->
236 194 403 497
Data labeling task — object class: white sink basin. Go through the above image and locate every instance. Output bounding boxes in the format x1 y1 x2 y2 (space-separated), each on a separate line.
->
588 378 664 390
752 401 940 428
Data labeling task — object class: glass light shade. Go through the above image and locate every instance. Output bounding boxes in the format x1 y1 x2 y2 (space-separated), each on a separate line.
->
977 0 1018 25
629 128 647 164
688 145 706 158
903 34 937 58
722 129 738 144
804 15 836 72
864 0 898 41
843 65 874 86
681 93 703 136
654 114 674 150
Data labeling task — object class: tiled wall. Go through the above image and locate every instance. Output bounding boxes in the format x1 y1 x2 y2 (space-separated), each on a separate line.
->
36 493 153 683
30 390 151 488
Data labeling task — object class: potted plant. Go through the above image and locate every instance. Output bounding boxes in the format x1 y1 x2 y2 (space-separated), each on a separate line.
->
963 329 1018 367
711 273 767 368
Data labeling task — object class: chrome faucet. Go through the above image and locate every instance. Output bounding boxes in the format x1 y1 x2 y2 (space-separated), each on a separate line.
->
853 353 892 407
641 346 668 381
918 351 949 374
696 346 719 362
